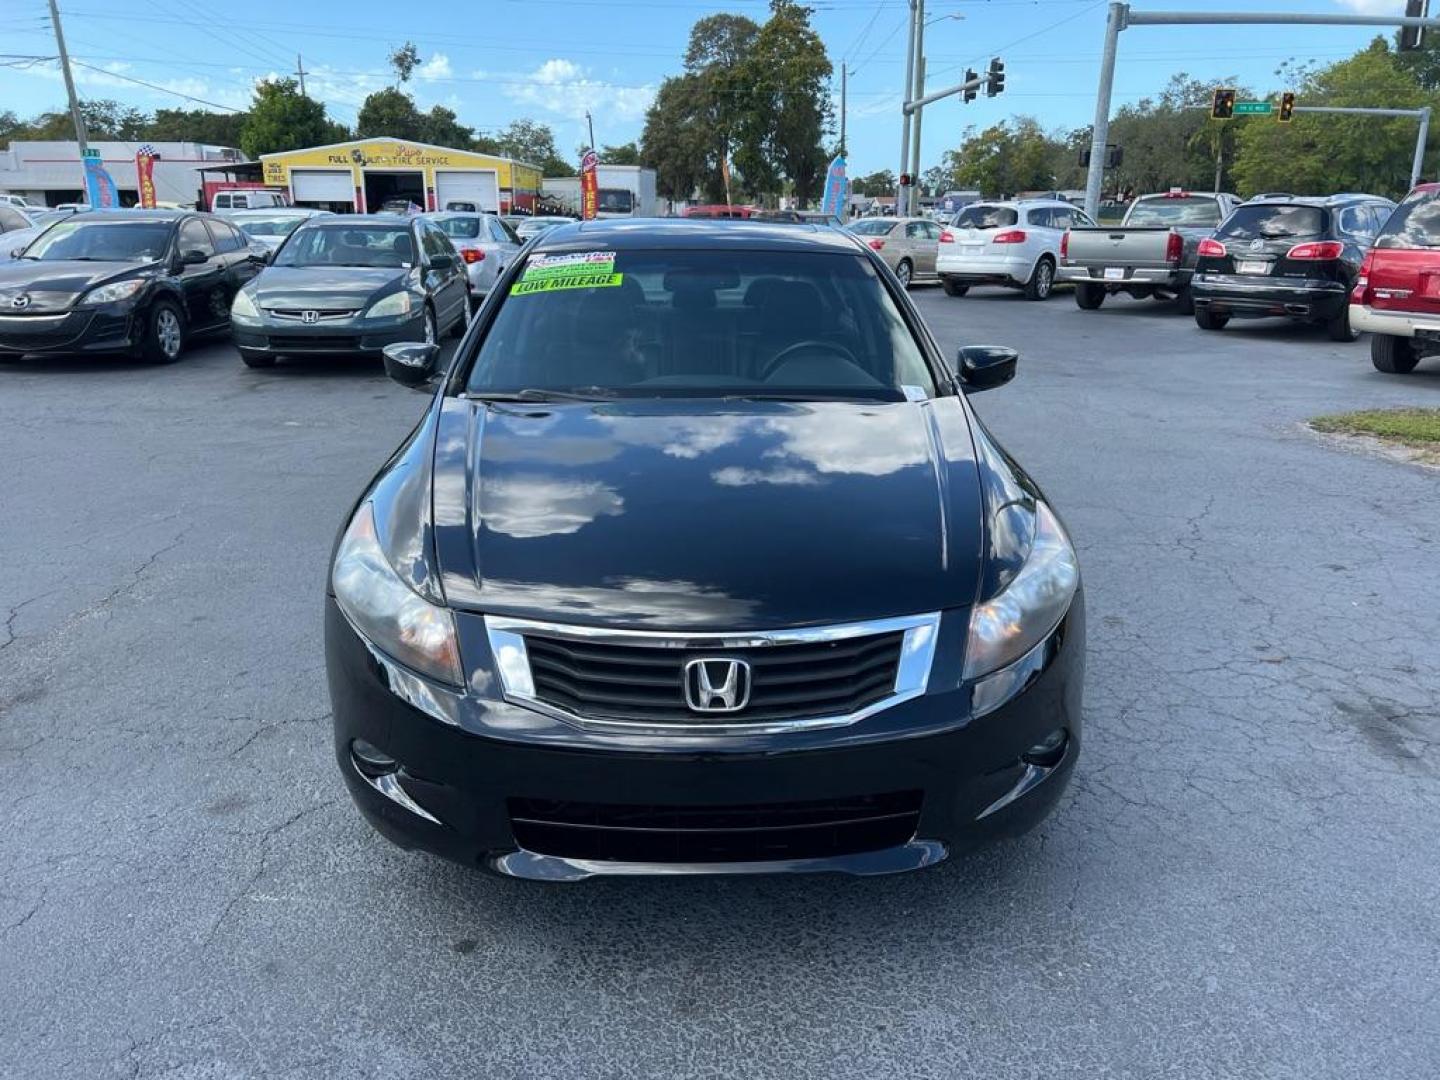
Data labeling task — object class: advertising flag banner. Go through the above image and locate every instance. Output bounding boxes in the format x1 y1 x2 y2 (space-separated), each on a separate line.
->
135 144 158 208
580 150 599 221
820 154 848 217
82 150 119 208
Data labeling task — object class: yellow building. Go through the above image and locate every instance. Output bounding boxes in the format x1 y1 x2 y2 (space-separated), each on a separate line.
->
259 138 542 215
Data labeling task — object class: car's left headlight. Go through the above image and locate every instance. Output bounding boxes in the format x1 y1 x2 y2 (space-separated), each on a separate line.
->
78 279 145 306
331 502 461 685
964 500 1078 681
365 292 413 319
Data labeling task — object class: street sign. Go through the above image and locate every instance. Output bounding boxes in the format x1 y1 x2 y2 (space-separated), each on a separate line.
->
82 147 100 159
1234 101 1273 116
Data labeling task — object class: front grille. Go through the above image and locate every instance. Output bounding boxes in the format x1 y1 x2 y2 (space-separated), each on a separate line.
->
523 630 904 725
508 791 923 863
267 334 359 351
267 308 360 321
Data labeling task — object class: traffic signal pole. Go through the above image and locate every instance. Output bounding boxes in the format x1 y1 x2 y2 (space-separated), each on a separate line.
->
1292 105 1433 188
1084 4 1440 219
898 0 918 218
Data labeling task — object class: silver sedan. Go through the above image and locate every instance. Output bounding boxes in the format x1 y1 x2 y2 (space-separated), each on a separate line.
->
847 216 942 288
421 212 521 302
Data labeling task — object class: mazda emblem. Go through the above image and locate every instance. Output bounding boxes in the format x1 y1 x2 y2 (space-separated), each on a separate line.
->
683 658 751 713
301 310 320 324
11 294 30 309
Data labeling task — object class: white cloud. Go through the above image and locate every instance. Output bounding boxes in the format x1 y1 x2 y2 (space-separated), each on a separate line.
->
502 58 655 125
1333 0 1406 12
418 53 452 82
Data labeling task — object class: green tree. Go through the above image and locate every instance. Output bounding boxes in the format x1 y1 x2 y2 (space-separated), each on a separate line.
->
741 0 833 206
417 105 474 149
1104 74 1247 194
943 118 1065 197
356 87 423 141
1233 38 1436 197
241 78 346 157
599 141 641 165
642 75 722 201
490 119 571 175
850 169 895 196
389 41 421 84
145 108 248 147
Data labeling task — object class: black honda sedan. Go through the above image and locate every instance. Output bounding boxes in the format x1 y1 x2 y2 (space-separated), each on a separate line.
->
1191 193 1394 339
0 209 261 362
325 220 1084 880
229 216 470 368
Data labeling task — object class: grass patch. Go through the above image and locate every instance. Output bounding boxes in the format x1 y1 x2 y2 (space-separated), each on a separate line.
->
1311 408 1440 446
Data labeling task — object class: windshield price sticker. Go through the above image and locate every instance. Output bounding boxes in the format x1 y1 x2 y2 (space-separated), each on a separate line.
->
521 251 617 281
512 272 624 296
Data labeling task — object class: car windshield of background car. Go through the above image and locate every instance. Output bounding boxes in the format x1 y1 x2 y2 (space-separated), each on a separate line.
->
21 219 173 261
276 226 415 268
1125 198 1222 226
236 216 309 239
466 248 936 401
951 205 1019 229
1374 187 1440 249
434 217 482 240
1216 204 1326 241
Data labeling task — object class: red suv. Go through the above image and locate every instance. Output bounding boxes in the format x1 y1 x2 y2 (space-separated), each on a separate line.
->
1350 182 1440 374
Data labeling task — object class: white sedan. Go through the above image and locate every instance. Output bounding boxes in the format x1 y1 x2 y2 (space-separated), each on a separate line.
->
937 199 1094 301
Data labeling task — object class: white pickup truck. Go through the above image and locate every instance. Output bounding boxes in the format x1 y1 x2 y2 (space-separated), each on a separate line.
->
1058 191 1240 312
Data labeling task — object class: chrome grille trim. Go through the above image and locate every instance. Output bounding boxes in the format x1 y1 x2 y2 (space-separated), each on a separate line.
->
266 308 360 321
484 612 941 736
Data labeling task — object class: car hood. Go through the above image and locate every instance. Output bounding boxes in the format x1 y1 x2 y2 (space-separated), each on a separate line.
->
428 397 985 630
250 265 412 310
0 259 156 311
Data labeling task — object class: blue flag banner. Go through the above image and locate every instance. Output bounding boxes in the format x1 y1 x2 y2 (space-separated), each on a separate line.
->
83 153 119 208
819 155 848 217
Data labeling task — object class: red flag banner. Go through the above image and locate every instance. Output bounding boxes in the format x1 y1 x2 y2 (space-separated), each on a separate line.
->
135 146 158 209
580 149 599 221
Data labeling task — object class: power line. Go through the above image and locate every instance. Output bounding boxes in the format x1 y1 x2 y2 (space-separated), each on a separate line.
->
68 59 243 111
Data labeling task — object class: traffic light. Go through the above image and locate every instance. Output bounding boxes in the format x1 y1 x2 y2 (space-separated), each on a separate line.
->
1211 88 1236 119
1400 0 1427 52
986 57 1005 97
963 69 978 104
1278 91 1295 123
1105 144 1124 169
899 173 912 188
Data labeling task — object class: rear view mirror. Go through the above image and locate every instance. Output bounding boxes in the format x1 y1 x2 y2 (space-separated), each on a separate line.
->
383 342 440 387
955 344 1018 392
181 249 208 265
429 253 456 271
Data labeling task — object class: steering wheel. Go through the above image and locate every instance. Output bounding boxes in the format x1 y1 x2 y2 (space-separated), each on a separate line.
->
758 339 860 382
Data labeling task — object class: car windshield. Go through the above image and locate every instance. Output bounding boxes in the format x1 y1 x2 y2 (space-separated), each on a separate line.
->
952 206 1018 229
275 226 415 267
1375 187 1440 249
434 217 482 240
466 248 937 400
1217 204 1326 241
848 219 895 236
35 211 71 227
1126 197 1222 226
22 218 172 261
235 215 309 238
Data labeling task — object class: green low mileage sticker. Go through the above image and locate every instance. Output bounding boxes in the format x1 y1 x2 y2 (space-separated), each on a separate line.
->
511 272 623 296
511 250 622 295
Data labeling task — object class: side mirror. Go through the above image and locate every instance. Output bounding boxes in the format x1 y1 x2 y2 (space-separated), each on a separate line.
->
383 341 440 387
955 344 1018 392
428 253 455 271
181 249 208 265
9 248 21 259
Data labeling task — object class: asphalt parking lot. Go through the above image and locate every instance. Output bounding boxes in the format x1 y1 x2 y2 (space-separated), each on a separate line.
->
2 288 1437 1079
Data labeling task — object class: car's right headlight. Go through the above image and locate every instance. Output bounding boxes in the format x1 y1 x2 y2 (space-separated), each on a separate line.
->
366 292 413 319
331 502 461 685
963 500 1078 682
230 289 259 318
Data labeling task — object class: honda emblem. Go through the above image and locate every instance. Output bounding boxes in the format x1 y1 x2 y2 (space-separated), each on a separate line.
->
683 658 752 713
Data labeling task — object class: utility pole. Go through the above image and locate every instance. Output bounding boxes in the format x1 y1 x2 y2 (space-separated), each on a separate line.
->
296 53 308 97
909 57 926 214
898 0 918 217
46 0 89 193
840 65 847 155
586 110 596 153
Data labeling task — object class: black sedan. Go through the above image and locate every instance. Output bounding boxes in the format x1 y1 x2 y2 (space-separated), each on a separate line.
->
230 217 470 368
1191 193 1394 340
325 220 1084 880
0 209 261 362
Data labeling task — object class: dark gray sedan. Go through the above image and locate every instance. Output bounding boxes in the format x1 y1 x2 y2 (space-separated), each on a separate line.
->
229 216 470 368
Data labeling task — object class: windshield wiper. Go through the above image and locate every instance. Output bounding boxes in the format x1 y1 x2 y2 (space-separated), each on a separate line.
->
469 387 620 403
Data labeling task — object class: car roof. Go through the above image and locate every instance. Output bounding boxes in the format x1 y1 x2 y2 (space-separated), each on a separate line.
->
529 218 868 254
312 216 411 228
228 207 321 216
70 209 186 222
1244 193 1392 207
421 211 495 219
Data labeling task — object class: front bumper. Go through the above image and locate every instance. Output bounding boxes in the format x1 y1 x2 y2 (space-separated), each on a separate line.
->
231 310 427 357
1193 274 1347 320
1058 264 1188 290
1349 303 1440 338
936 251 1030 285
0 305 140 355
325 595 1085 880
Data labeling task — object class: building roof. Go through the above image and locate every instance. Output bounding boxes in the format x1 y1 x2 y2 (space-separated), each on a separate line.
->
257 137 540 173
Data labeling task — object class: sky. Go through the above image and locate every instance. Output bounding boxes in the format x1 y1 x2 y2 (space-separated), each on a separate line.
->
0 0 1422 176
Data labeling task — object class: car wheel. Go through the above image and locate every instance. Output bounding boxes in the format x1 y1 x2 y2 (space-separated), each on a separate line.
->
140 301 186 364
1324 307 1360 343
941 278 969 298
239 348 276 368
1371 333 1419 374
1024 257 1055 301
1194 307 1229 331
1074 283 1105 310
423 306 437 347
895 259 913 289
